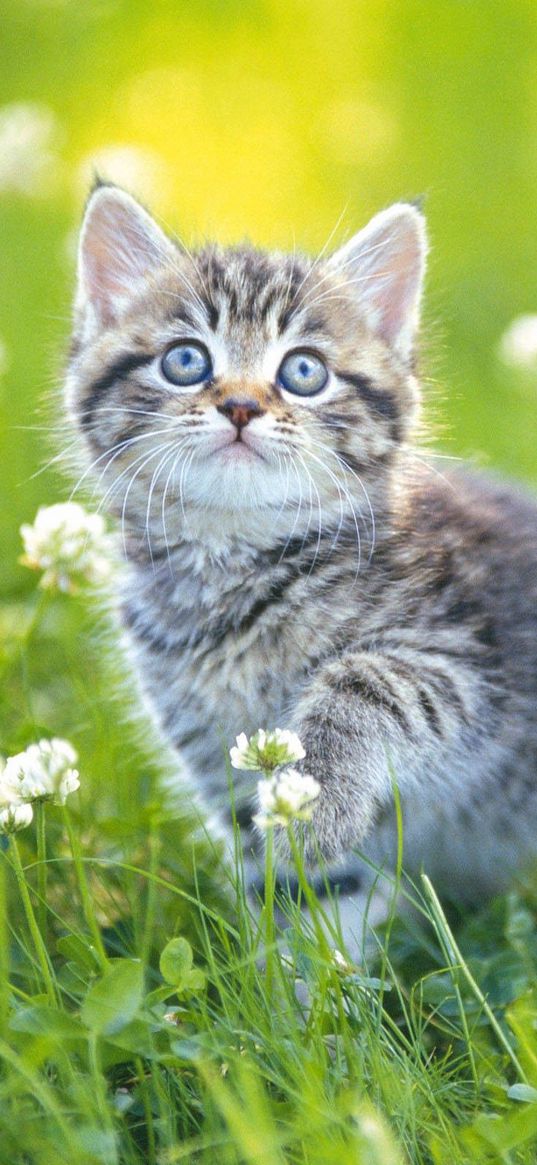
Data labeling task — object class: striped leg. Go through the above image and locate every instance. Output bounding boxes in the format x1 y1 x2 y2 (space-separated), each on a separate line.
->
288 647 484 865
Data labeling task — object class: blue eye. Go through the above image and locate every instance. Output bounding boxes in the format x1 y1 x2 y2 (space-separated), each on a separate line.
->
161 342 212 387
277 350 328 396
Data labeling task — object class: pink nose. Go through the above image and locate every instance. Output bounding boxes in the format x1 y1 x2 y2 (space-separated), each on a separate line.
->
216 398 265 430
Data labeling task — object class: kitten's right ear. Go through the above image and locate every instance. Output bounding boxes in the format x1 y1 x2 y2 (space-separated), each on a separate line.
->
75 184 175 335
325 202 427 361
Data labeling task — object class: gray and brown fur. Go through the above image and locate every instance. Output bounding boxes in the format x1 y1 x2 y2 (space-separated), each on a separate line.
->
65 184 537 940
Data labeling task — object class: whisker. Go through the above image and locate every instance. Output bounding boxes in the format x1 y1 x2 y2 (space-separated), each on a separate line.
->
295 269 395 318
144 444 186 567
94 439 176 528
282 203 350 320
28 439 82 481
161 442 191 572
118 441 178 559
299 446 362 578
268 447 292 538
95 405 181 423
275 454 305 566
306 435 376 563
294 451 324 578
177 445 198 523
69 426 176 502
409 451 460 492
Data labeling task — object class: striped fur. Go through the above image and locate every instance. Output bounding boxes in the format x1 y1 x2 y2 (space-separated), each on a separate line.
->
65 186 537 941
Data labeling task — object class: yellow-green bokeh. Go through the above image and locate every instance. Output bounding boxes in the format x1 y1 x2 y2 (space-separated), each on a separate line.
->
2 0 537 596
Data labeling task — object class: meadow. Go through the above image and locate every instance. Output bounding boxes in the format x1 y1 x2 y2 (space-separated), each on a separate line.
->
2 2 537 1161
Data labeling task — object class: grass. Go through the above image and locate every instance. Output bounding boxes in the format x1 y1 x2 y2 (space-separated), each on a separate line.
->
2 582 537 1164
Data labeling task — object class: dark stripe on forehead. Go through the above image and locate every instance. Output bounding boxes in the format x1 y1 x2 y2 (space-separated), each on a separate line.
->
206 298 219 330
336 371 400 424
277 262 311 334
167 295 219 332
300 313 328 336
258 284 280 318
165 301 202 330
79 351 154 429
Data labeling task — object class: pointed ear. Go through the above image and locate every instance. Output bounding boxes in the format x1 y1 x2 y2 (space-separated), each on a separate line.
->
75 184 175 332
326 203 427 360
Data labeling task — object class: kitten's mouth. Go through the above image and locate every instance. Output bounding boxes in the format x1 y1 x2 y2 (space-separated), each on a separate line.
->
211 434 268 464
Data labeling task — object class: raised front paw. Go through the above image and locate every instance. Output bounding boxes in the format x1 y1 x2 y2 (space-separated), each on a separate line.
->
271 754 377 868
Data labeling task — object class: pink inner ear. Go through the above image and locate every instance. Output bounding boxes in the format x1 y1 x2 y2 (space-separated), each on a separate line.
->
328 205 427 359
78 189 171 327
370 227 424 351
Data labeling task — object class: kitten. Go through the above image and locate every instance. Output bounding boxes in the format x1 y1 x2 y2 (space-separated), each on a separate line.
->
65 183 537 942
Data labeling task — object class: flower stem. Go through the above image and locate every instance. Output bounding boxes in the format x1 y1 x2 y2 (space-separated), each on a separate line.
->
263 827 275 1003
9 837 56 1005
287 829 331 957
35 801 47 942
62 808 108 971
0 842 9 1033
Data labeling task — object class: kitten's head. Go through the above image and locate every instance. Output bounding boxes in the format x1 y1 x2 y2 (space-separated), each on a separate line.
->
66 184 426 553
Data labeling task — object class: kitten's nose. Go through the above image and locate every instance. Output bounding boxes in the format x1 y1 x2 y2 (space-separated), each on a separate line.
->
216 398 265 430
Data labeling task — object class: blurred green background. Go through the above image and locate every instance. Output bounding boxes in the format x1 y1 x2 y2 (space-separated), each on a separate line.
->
2 0 537 592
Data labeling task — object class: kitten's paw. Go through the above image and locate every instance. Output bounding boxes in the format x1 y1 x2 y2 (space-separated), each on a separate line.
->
273 779 375 868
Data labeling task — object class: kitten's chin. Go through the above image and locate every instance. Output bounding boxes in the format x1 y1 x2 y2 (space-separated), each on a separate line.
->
181 437 284 511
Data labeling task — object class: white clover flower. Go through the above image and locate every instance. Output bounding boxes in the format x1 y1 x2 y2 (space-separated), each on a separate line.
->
2 738 80 805
230 728 306 773
498 314 537 371
332 948 354 976
253 768 320 829
20 502 113 592
0 800 34 834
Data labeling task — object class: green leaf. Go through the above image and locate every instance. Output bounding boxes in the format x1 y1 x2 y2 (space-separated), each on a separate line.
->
57 933 102 973
81 959 144 1036
102 1018 154 1060
185 967 207 993
508 1084 537 1103
159 937 193 987
145 985 180 1008
170 1035 209 1061
9 1004 83 1039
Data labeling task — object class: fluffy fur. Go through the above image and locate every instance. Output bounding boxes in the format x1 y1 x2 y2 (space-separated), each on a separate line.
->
65 185 537 939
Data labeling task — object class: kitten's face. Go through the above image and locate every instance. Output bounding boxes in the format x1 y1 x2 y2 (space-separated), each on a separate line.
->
66 187 426 552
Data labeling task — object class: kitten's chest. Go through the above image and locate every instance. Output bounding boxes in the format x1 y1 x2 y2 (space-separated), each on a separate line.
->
124 544 348 763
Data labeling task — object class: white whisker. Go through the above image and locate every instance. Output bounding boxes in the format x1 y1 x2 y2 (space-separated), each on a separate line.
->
294 451 325 578
144 442 188 567
69 426 176 503
118 441 178 559
306 435 376 564
298 446 362 580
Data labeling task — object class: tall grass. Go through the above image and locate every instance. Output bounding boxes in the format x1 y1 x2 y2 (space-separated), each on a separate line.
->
2 587 537 1164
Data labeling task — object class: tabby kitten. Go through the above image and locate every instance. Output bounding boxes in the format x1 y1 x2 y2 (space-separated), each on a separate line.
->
66 184 537 937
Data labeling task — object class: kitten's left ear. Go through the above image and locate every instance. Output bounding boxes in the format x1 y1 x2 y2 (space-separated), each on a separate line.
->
326 203 427 361
75 183 176 335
